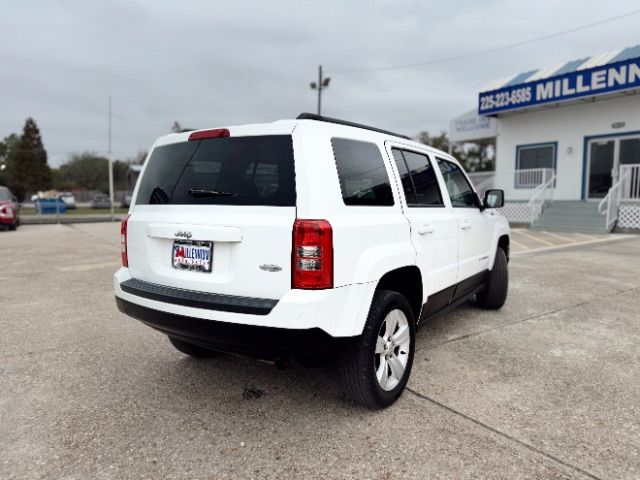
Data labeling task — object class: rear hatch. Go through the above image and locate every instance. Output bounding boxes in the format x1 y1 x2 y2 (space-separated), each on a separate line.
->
126 131 296 301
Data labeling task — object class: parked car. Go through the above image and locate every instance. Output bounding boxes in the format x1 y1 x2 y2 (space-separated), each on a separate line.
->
0 186 20 230
90 194 111 209
114 114 510 408
59 192 77 209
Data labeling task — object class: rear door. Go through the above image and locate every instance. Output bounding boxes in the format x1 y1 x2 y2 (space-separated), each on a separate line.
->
435 158 494 285
126 133 297 301
387 145 458 314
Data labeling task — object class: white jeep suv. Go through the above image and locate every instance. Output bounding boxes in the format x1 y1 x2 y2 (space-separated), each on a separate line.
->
114 113 510 408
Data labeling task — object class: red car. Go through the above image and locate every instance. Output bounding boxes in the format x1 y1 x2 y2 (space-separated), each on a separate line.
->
0 186 20 231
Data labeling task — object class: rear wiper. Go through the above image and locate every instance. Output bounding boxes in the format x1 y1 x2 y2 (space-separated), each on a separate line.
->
188 188 239 197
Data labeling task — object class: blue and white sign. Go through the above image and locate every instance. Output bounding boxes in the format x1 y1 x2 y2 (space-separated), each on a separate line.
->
478 57 640 115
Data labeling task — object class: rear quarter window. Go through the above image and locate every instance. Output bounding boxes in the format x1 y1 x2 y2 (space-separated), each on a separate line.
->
331 138 394 206
136 135 296 206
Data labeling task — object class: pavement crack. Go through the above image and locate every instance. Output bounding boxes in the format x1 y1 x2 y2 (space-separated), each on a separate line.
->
429 285 640 348
406 388 603 480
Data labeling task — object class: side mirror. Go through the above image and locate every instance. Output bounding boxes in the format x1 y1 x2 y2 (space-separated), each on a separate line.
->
483 189 504 209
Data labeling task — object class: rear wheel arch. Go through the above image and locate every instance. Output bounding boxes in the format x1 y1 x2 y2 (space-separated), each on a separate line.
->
375 266 423 323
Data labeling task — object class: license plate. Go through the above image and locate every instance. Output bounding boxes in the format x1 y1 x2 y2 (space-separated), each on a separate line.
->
172 241 213 272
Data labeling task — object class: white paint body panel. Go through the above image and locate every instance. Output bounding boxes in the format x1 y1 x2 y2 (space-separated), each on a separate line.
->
116 119 509 337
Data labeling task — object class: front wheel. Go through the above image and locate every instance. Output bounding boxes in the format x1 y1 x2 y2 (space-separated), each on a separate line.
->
339 290 415 409
476 247 508 309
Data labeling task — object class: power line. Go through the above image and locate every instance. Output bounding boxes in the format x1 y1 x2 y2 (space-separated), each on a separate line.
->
330 9 640 74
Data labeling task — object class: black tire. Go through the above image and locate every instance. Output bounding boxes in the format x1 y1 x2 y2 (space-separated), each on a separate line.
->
168 336 219 358
476 247 508 309
339 289 416 409
9 221 17 231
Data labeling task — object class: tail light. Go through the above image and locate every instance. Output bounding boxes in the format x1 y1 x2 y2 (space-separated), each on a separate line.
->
121 214 131 267
188 128 230 141
292 219 333 289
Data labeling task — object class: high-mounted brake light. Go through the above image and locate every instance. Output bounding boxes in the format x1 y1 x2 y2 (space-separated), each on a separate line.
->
188 128 230 141
292 219 333 289
121 214 131 267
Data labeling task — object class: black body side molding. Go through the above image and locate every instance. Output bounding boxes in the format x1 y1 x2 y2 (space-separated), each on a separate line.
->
418 270 489 325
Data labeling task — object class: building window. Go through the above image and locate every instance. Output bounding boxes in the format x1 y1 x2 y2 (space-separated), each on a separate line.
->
331 138 394 206
515 143 557 188
391 149 444 207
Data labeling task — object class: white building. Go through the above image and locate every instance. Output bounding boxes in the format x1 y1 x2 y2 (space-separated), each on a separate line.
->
451 45 640 232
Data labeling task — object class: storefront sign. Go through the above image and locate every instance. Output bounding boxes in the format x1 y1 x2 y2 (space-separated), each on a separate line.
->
449 110 497 142
479 57 640 115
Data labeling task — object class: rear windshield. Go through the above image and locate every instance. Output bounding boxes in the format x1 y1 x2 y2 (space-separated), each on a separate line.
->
136 135 296 206
0 188 10 201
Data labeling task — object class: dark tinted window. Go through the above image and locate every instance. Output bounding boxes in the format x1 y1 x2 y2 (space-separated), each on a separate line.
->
518 144 554 170
392 149 443 207
136 135 296 206
0 187 10 201
437 159 477 207
332 138 394 206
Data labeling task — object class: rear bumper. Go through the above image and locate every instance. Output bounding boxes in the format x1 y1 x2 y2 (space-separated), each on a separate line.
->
119 278 277 315
116 296 352 358
114 267 376 338
0 214 17 225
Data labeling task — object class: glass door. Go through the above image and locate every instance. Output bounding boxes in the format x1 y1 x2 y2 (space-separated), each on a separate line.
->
587 135 640 199
587 139 615 199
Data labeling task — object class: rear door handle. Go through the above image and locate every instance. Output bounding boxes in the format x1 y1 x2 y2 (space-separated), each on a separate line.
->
417 224 434 235
460 221 472 230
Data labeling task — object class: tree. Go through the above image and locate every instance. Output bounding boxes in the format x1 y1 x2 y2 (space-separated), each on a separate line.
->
414 130 494 172
57 152 131 193
463 144 494 172
415 131 452 153
0 133 19 160
415 130 465 162
5 118 51 200
0 133 19 186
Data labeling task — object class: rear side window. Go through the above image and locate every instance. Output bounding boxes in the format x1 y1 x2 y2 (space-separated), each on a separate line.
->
135 135 296 206
331 138 394 206
436 159 477 207
392 149 443 207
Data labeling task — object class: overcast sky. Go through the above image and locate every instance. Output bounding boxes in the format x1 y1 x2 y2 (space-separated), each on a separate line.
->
1 0 639 167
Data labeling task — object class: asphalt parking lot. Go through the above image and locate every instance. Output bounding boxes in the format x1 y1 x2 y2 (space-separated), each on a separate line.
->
1 224 639 480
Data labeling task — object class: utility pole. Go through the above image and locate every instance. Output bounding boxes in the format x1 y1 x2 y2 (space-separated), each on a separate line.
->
309 65 331 116
108 95 115 221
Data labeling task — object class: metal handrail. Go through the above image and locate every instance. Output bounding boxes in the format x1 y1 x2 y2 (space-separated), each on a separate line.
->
468 168 555 224
598 181 621 230
597 166 638 230
527 171 556 222
598 188 612 215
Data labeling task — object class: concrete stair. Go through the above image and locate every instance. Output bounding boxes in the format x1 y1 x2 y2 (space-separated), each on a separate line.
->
531 201 611 234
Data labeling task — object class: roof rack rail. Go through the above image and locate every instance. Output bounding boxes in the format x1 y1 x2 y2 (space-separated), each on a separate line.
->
296 113 411 140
